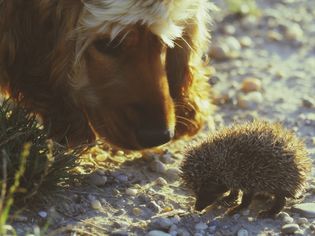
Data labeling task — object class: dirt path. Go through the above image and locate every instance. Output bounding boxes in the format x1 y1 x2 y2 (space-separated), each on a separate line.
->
12 0 315 235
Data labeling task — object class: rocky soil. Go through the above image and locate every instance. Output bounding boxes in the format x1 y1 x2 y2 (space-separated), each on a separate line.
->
9 0 315 235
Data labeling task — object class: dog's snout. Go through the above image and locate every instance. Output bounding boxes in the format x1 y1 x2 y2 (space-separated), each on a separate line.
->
137 128 173 148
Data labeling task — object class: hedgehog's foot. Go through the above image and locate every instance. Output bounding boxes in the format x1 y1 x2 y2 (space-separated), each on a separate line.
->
227 191 253 216
219 189 240 207
257 193 286 219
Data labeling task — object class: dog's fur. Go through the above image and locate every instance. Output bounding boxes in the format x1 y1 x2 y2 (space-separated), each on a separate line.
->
0 0 216 150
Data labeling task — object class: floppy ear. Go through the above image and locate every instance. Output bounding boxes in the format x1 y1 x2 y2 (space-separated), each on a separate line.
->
165 15 214 138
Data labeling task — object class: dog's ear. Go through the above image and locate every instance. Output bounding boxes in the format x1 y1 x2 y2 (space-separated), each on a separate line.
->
165 18 213 138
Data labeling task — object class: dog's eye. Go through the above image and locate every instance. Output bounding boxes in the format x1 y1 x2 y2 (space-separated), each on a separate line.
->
94 38 122 56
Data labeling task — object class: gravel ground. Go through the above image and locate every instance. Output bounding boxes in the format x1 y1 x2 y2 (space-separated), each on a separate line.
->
10 0 315 235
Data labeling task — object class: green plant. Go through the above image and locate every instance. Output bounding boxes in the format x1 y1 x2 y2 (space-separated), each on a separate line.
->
0 99 85 233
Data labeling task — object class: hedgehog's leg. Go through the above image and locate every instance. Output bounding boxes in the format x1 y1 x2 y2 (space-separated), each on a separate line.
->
258 193 286 218
219 189 240 207
227 191 254 216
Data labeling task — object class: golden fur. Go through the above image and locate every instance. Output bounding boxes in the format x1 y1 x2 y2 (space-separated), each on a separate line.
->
0 0 216 150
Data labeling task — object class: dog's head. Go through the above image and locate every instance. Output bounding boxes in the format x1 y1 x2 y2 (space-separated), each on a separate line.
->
68 0 214 150
74 26 175 149
0 0 214 150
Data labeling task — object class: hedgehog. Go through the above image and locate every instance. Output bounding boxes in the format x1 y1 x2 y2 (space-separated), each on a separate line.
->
180 120 312 218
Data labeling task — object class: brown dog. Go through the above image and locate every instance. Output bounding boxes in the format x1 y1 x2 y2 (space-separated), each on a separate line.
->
0 0 216 150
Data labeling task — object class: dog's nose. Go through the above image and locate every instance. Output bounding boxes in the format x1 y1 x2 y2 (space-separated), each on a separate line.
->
137 129 173 148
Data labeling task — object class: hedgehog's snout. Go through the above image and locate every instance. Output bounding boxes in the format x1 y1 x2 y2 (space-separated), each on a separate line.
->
195 186 227 211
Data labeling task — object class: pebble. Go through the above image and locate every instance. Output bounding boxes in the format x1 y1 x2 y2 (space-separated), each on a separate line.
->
146 230 171 236
302 96 315 108
277 212 290 219
242 209 250 216
292 203 315 218
155 177 168 186
126 188 138 196
194 233 203 236
222 25 236 35
296 217 308 225
38 211 48 218
89 172 107 186
294 230 305 236
281 224 300 234
241 77 262 93
237 91 263 109
150 160 167 174
132 207 142 216
267 30 283 41
166 168 181 180
285 23 304 41
239 36 253 48
177 228 190 236
115 174 129 182
91 199 102 210
282 216 294 224
225 36 241 51
237 228 249 236
209 225 217 234
208 45 231 61
152 217 173 230
194 222 208 231
160 153 175 164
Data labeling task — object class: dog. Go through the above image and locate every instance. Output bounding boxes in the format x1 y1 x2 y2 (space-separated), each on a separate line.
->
0 0 216 150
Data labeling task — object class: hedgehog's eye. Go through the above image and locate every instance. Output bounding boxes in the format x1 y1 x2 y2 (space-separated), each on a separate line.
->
93 38 122 56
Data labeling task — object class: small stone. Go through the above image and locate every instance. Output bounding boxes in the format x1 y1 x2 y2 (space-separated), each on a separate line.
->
225 36 241 51
209 225 217 234
241 78 262 93
233 214 241 220
146 230 172 236
95 154 107 162
177 228 190 236
166 168 181 180
242 209 250 216
292 203 315 218
283 216 294 224
171 215 180 224
285 23 304 41
150 160 167 174
222 25 236 35
281 224 300 234
160 153 175 164
126 188 138 196
194 222 208 231
237 228 249 236
194 233 203 236
91 199 102 210
296 217 308 225
267 30 283 41
294 229 305 236
38 211 47 218
302 96 315 108
309 223 315 230
132 207 142 216
156 177 168 186
89 172 107 186
239 36 253 48
117 150 125 156
152 217 173 230
237 92 263 109
208 45 230 61
277 212 290 219
116 174 129 182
